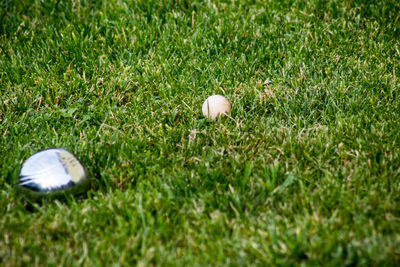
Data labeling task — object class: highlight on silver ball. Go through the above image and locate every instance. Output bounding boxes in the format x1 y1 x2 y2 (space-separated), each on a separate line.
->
18 148 88 197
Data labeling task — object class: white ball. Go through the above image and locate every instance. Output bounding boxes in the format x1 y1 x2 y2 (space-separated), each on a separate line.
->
202 95 231 120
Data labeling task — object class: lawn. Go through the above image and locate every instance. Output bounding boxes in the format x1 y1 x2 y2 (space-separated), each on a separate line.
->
1 0 400 265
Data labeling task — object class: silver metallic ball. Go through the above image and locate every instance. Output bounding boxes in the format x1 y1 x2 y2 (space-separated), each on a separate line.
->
18 148 88 198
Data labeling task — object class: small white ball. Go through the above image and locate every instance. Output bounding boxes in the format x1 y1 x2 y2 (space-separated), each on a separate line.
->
202 95 231 120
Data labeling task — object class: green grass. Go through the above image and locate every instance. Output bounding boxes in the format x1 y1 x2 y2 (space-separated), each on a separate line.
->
1 0 400 265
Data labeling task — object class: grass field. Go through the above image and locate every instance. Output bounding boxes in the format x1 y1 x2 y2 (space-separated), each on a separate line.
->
1 0 400 265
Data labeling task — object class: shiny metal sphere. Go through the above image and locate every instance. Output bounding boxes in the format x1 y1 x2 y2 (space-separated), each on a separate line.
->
18 148 88 198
